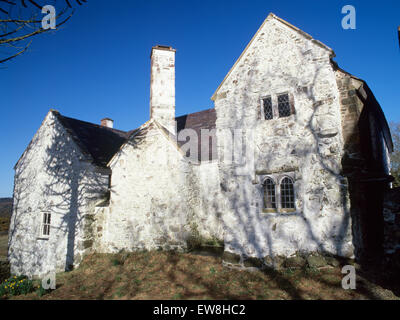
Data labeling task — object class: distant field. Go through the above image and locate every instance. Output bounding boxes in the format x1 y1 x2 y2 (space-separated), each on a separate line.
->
0 218 9 233
0 234 7 260
0 200 10 263
0 198 12 218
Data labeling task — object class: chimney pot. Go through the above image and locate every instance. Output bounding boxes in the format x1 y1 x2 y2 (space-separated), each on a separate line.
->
101 118 114 128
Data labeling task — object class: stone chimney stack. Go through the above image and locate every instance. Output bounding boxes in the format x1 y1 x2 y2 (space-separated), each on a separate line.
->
150 45 176 133
101 118 114 128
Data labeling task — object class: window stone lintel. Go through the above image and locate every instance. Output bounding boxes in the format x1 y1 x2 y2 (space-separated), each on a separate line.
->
255 167 299 176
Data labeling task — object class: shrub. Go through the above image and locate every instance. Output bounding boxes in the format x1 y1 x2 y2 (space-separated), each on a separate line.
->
0 275 36 297
111 258 122 266
37 285 50 298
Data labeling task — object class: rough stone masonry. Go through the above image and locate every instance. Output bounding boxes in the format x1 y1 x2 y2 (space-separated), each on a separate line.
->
8 13 393 277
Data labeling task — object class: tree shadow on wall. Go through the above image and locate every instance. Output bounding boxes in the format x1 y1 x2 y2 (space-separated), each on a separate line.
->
10 117 110 275
198 35 398 299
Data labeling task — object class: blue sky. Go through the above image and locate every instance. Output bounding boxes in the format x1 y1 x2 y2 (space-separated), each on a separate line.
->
0 0 399 197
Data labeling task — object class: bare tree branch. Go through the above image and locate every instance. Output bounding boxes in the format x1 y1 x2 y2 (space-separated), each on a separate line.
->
0 22 24 37
0 0 86 64
0 38 30 63
0 9 73 44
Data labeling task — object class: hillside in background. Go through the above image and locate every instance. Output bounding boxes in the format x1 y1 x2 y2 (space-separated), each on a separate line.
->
0 198 11 267
0 198 12 218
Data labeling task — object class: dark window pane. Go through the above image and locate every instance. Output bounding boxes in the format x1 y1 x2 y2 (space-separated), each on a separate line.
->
42 213 51 236
263 97 273 120
278 93 291 118
263 178 276 209
281 177 295 209
43 225 49 236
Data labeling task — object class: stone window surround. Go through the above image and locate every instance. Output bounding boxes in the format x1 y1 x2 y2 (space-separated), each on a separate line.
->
258 172 297 214
260 91 295 120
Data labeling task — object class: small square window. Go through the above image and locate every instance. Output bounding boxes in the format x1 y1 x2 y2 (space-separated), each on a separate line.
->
278 93 292 118
263 97 273 120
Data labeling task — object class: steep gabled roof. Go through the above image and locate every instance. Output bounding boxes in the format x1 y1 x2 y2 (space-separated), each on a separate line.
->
46 108 217 170
211 13 335 101
53 111 134 167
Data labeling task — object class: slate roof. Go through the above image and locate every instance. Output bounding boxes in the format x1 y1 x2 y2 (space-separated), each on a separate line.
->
54 108 216 167
54 111 133 167
176 108 217 162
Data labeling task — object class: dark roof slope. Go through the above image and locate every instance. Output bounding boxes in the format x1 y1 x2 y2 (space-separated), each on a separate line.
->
54 108 217 167
176 108 217 162
176 108 216 133
54 111 132 167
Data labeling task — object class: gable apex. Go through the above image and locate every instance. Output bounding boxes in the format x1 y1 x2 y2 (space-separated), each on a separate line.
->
211 13 336 101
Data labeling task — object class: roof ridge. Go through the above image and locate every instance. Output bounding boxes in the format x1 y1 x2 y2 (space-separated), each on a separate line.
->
175 108 215 119
51 110 131 167
58 113 129 135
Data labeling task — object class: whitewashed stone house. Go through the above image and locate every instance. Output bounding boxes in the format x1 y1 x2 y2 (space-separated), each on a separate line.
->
9 13 393 277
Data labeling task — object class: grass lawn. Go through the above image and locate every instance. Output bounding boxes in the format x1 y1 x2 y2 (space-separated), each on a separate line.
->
3 251 399 300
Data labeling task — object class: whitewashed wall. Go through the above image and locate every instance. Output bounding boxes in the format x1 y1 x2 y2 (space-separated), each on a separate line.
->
10 15 363 276
94 123 224 253
190 161 224 240
97 124 190 252
9 111 109 277
214 16 354 260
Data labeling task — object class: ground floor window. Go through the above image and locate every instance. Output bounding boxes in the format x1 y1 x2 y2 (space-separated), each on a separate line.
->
41 212 51 237
280 177 295 209
261 173 296 213
263 178 276 210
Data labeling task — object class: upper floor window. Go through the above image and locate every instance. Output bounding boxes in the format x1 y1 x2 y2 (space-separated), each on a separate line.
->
263 97 273 120
41 212 51 237
278 93 292 118
261 92 295 120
